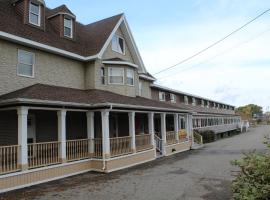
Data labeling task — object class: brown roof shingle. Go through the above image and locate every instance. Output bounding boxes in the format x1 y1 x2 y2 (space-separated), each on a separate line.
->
0 84 191 112
0 1 122 56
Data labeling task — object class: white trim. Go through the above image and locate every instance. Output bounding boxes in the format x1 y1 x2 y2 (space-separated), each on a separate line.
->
29 2 41 27
63 17 73 38
0 31 98 61
139 74 156 81
102 60 138 68
108 67 125 85
17 49 35 78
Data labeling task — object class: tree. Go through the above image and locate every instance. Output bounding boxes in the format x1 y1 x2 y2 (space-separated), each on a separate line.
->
236 104 263 120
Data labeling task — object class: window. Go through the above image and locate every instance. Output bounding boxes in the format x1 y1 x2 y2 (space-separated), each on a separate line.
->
29 2 40 26
170 94 176 103
17 50 35 77
159 92 165 101
184 96 189 105
108 67 124 84
64 17 73 38
126 69 134 86
207 101 210 108
139 82 142 96
112 35 125 54
201 99 204 107
192 98 196 106
101 67 105 85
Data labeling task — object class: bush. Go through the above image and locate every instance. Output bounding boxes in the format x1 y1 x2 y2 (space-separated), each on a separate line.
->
199 130 215 143
231 138 270 200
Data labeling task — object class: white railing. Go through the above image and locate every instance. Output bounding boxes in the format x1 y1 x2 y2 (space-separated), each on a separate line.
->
93 138 103 159
154 134 163 153
28 141 61 169
166 131 177 145
110 136 132 157
66 139 90 161
0 145 20 175
135 134 152 152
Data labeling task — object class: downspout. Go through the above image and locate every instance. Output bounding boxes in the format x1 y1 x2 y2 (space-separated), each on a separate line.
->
102 104 113 171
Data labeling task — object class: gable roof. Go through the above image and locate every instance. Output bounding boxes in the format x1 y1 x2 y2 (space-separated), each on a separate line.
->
0 84 191 112
47 4 75 18
0 1 123 58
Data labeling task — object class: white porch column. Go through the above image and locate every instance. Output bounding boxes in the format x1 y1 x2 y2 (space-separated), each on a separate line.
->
128 112 136 153
57 110 67 163
101 110 110 158
174 114 179 143
87 111 95 157
187 114 194 145
148 112 155 146
17 107 28 170
161 113 166 155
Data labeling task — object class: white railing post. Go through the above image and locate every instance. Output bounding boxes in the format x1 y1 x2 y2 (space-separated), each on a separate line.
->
128 112 136 153
17 107 28 171
57 110 67 163
87 111 95 157
174 113 179 143
148 112 155 147
101 110 110 158
161 113 166 155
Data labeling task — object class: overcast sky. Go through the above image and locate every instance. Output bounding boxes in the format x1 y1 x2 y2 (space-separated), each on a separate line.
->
46 0 270 111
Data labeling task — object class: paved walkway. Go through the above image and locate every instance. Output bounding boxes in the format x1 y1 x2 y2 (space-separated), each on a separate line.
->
1 126 269 200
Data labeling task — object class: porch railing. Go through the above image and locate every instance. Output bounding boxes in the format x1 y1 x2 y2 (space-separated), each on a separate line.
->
166 131 177 145
0 145 20 175
28 141 61 169
154 134 163 153
194 132 203 145
93 138 103 159
66 139 90 161
135 134 152 152
110 136 132 157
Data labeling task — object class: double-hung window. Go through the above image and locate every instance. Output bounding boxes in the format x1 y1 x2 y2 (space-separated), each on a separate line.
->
17 50 35 78
170 94 176 103
108 67 124 85
159 92 165 102
64 17 73 38
126 69 134 86
112 35 125 54
184 96 189 105
29 2 40 26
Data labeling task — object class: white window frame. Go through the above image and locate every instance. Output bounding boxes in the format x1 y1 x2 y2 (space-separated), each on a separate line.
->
29 2 41 26
126 69 135 86
17 49 35 78
184 96 189 105
170 93 176 103
64 17 73 38
159 92 166 102
112 34 125 55
108 67 124 85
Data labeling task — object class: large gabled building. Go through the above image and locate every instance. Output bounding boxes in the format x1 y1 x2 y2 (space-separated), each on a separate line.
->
0 0 240 193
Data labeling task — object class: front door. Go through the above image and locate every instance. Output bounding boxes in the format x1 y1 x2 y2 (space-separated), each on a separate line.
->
27 115 36 144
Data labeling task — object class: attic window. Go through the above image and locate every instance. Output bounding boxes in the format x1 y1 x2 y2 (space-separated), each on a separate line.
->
112 35 125 54
29 2 41 26
170 94 176 103
64 17 73 38
159 92 165 102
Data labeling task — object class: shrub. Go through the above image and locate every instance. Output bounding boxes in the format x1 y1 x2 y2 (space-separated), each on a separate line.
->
231 138 270 200
199 130 215 143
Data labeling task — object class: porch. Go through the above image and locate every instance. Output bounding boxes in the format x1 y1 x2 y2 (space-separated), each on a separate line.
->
0 107 192 176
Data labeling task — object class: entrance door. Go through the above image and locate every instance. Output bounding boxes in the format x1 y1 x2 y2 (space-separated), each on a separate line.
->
27 115 36 144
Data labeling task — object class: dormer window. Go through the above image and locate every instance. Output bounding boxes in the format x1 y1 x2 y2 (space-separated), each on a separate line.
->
170 94 176 103
64 17 73 38
184 96 189 105
159 92 165 102
29 2 41 26
201 99 204 107
112 35 125 54
192 98 196 106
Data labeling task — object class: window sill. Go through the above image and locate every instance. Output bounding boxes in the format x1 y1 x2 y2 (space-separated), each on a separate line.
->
17 74 35 79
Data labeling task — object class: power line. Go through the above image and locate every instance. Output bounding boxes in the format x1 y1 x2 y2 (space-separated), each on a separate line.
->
153 8 270 75
156 27 270 80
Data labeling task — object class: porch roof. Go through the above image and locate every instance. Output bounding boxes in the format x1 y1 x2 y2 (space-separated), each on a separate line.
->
0 84 191 113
